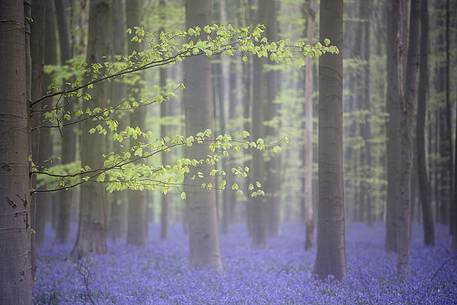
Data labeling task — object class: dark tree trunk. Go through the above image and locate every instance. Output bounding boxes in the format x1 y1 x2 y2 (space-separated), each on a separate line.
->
385 0 401 253
416 0 435 246
313 0 346 280
71 0 112 258
396 0 418 278
55 0 77 244
0 0 33 303
36 0 58 248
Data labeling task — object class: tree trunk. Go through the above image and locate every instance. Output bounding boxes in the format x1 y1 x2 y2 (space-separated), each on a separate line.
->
159 0 169 241
109 0 128 241
264 0 282 238
396 0 418 278
35 0 58 248
0 0 33 303
55 0 77 244
385 0 402 253
184 0 222 271
313 0 346 280
303 0 316 250
71 0 112 258
416 0 435 247
126 0 147 246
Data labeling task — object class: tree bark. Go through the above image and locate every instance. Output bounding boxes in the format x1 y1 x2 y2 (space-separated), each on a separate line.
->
396 0 418 278
109 0 128 241
126 0 147 246
159 0 169 241
303 0 316 250
0 0 33 303
71 0 112 258
416 0 435 247
385 0 401 253
313 0 346 280
184 0 222 271
55 0 77 244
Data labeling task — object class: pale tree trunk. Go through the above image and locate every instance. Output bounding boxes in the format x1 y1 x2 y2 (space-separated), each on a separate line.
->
313 0 346 280
397 0 418 278
159 0 169 241
55 0 76 244
264 0 281 238
126 0 147 246
71 0 112 258
417 0 435 246
109 0 128 241
249 0 273 248
303 0 316 251
0 0 33 303
360 0 373 225
184 0 222 271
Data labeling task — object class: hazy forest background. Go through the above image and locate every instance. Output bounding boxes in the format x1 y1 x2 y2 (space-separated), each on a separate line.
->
0 0 456 304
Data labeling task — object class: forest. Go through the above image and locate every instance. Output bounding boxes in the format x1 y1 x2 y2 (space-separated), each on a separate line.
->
0 0 456 304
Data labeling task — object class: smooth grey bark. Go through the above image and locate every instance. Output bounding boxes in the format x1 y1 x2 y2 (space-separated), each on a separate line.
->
36 0 58 248
126 0 147 246
385 0 401 253
396 0 418 278
264 0 282 238
359 0 373 225
109 0 128 241
416 0 435 247
184 0 222 271
30 0 47 280
0 0 33 304
71 0 112 258
55 0 76 244
313 0 346 280
303 0 316 251
249 0 274 248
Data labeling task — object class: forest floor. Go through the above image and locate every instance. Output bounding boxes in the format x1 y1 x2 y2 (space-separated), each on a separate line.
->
34 222 457 305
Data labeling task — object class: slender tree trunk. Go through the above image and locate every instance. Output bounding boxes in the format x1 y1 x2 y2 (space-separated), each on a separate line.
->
55 0 76 244
71 0 112 258
303 0 316 250
126 0 147 246
184 0 222 271
0 0 33 303
36 0 58 248
396 0 418 278
360 0 373 226
417 0 435 246
385 0 401 253
159 0 169 241
313 0 346 280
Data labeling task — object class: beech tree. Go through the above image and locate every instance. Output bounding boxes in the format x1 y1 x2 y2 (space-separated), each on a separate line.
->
71 0 112 258
126 0 148 246
314 0 346 280
183 0 223 271
0 0 33 303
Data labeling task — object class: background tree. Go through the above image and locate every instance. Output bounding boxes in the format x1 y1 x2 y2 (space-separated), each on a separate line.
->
71 0 112 258
183 0 223 271
314 0 346 280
